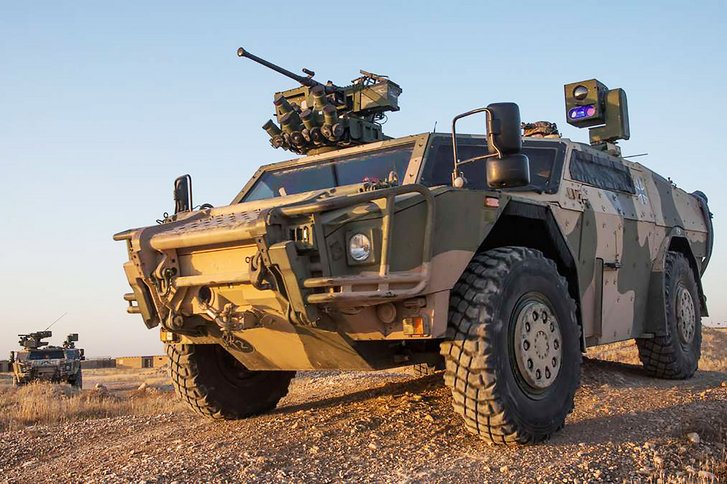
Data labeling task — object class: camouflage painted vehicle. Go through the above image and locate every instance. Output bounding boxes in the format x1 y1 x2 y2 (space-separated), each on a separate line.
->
115 49 712 444
10 332 84 388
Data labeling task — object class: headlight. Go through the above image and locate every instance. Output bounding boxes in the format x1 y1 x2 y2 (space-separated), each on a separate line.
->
349 233 371 261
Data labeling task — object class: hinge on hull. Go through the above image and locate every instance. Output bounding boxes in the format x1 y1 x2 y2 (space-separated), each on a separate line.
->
603 260 622 270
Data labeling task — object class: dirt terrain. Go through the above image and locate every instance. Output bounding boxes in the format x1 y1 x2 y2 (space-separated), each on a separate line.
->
1 329 725 483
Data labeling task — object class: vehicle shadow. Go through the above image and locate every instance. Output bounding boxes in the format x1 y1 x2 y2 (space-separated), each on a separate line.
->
274 373 444 415
273 358 725 416
553 398 727 447
581 357 726 390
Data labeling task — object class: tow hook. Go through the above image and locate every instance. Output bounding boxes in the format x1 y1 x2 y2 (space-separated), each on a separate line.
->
249 252 271 290
198 300 258 353
152 267 178 297
199 300 260 333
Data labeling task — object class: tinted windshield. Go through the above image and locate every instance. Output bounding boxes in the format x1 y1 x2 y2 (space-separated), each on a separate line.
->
419 137 563 193
242 144 414 202
28 350 65 360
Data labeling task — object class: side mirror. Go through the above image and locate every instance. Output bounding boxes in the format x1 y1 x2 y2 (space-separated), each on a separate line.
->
486 102 522 155
174 174 193 214
451 103 530 189
485 103 529 189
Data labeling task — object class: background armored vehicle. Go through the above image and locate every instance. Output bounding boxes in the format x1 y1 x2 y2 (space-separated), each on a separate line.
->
115 48 712 444
10 332 84 388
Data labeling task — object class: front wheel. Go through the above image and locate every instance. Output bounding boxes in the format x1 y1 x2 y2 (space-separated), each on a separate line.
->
166 343 295 419
69 371 83 389
440 247 582 445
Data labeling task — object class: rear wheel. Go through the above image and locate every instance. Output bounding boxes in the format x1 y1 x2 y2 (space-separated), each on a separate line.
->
636 252 701 379
166 343 295 419
440 247 582 445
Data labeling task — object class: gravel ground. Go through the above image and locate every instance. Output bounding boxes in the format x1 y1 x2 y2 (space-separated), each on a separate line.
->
1 356 725 483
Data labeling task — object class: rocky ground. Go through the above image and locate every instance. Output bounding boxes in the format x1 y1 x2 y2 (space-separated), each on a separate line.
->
1 332 725 483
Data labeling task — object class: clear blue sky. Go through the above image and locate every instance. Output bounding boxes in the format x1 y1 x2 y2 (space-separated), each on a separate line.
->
1 1 725 357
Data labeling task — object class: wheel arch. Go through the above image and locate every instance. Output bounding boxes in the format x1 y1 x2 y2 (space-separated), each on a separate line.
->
478 201 585 350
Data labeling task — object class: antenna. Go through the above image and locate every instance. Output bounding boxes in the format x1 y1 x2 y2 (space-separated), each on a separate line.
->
44 312 68 331
433 121 438 133
624 153 648 159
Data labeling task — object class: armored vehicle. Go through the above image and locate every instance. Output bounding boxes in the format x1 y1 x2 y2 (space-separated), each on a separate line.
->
115 48 712 444
10 332 84 388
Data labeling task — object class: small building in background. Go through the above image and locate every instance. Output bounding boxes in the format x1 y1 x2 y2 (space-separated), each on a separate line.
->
116 355 168 369
81 358 116 370
0 360 10 373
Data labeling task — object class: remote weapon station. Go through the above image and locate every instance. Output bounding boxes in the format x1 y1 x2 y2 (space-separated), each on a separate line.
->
236 47 401 156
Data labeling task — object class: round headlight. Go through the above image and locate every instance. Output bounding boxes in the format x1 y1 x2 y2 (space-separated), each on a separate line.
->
573 85 589 101
349 233 371 261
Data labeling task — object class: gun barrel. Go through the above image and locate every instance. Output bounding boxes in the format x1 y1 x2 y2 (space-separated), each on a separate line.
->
237 47 338 93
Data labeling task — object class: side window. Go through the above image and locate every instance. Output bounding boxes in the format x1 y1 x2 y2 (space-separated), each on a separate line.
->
419 139 488 189
419 137 561 192
569 149 635 193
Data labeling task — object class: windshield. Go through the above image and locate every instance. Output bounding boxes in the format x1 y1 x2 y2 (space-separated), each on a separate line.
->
418 137 563 193
28 350 65 360
242 144 414 202
65 349 80 359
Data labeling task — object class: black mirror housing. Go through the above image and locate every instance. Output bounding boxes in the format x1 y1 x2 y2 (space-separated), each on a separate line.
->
486 102 522 155
174 174 193 214
487 153 530 189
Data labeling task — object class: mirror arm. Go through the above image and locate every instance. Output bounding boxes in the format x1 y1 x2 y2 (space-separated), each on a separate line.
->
450 107 502 187
457 153 499 167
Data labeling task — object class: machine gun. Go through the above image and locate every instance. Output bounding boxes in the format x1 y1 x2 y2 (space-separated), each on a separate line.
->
237 47 402 155
18 331 53 350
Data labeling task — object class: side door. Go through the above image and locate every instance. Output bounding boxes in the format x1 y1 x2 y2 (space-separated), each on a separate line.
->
567 147 654 344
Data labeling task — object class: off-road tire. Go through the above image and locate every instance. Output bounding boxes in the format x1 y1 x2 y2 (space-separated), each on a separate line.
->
166 343 294 419
69 372 83 389
410 363 436 377
409 361 443 377
636 252 701 379
440 247 582 445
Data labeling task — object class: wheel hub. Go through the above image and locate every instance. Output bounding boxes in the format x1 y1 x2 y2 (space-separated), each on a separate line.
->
514 299 562 390
676 284 696 344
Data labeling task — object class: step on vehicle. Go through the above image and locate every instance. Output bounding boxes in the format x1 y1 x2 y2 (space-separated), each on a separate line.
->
115 49 712 444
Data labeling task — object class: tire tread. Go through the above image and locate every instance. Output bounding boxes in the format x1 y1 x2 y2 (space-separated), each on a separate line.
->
440 247 581 445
